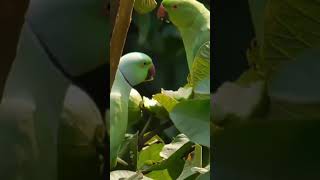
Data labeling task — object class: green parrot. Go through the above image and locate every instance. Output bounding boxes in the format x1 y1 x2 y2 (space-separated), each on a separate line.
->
110 52 155 168
157 0 210 95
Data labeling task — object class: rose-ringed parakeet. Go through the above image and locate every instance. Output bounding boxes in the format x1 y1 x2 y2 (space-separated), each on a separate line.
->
110 52 155 168
157 0 210 95
150 0 210 148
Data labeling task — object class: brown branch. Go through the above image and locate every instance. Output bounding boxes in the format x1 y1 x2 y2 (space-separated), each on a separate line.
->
109 0 120 30
109 0 135 87
138 120 174 150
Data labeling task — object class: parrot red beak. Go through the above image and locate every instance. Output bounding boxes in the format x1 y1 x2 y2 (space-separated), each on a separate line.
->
157 4 168 21
145 65 156 81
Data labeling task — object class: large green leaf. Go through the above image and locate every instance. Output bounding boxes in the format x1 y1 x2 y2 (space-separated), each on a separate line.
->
133 0 157 14
212 81 266 124
259 0 320 75
142 134 193 179
170 100 210 147
116 133 139 171
137 134 173 179
138 135 164 170
160 134 191 159
110 170 152 180
142 96 169 120
177 144 203 180
248 0 268 47
269 48 320 103
153 93 178 112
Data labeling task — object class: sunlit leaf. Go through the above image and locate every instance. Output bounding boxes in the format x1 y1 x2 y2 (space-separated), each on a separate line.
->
153 93 178 112
117 133 139 171
134 0 157 14
142 96 169 120
177 144 203 180
259 1 320 75
160 134 190 159
170 100 210 147
212 81 266 123
110 170 152 180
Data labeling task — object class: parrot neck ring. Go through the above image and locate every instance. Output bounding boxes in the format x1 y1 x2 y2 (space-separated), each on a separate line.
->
119 69 133 86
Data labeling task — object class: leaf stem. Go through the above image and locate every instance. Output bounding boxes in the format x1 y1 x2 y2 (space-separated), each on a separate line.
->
138 120 174 150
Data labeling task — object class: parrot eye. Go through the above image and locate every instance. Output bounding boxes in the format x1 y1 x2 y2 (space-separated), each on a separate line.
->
173 4 178 9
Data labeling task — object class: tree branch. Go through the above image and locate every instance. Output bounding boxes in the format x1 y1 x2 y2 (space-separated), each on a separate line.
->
109 0 135 87
138 120 174 150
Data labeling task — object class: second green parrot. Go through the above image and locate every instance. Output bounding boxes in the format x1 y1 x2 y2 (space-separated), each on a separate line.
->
110 52 155 168
157 0 210 95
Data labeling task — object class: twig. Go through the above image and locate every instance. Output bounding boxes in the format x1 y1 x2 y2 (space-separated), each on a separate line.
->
138 120 174 150
109 0 135 87
138 115 152 144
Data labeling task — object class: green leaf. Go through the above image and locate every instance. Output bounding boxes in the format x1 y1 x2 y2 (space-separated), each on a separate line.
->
142 134 194 179
170 100 210 147
110 170 152 180
196 169 210 180
133 0 157 14
160 134 191 159
153 94 178 112
212 81 266 123
248 0 268 47
117 133 139 171
259 1 320 75
268 48 320 104
177 144 203 180
142 96 169 120
161 87 193 101
138 134 164 170
138 134 172 179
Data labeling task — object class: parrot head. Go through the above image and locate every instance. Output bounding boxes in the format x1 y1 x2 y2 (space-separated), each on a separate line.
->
157 0 203 28
119 52 156 86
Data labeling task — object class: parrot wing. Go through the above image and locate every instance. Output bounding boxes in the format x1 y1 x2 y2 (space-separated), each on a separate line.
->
189 41 210 96
110 91 128 168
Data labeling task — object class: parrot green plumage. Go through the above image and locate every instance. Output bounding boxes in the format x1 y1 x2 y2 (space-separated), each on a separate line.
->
110 52 155 168
157 0 210 95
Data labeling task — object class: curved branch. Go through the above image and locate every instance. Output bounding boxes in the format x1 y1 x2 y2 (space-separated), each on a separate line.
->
109 0 135 87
